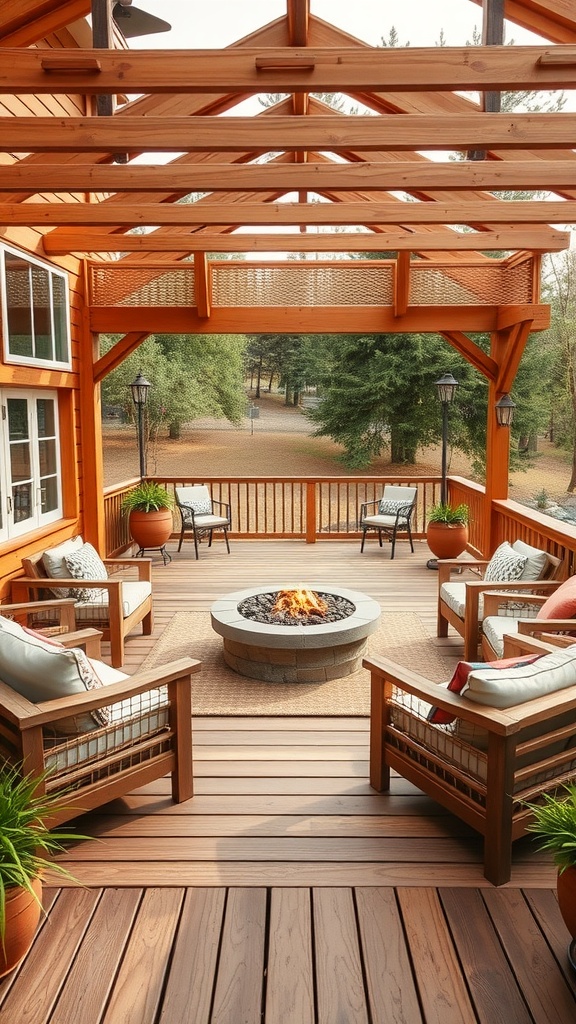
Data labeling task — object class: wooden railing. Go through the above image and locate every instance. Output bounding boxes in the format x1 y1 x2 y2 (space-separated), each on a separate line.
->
104 474 444 555
104 473 576 571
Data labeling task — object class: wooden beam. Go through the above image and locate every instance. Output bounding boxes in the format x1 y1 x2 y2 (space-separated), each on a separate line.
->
394 252 411 317
0 1 89 46
194 253 211 318
496 319 534 393
496 305 542 330
5 45 576 93
1 161 576 194
88 304 551 336
4 200 576 226
440 330 499 381
93 332 151 384
3 114 576 154
41 228 570 255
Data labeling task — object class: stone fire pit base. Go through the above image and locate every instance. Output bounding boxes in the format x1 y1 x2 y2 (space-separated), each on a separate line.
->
211 585 381 684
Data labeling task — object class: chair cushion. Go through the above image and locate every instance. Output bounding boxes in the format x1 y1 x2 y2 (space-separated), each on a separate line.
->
176 486 212 515
463 645 576 708
42 535 84 597
483 541 527 583
537 575 576 620
512 539 550 582
440 582 487 623
0 614 109 733
192 513 229 528
74 580 152 623
64 542 108 602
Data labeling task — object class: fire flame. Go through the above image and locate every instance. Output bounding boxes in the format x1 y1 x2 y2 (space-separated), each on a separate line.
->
272 588 328 619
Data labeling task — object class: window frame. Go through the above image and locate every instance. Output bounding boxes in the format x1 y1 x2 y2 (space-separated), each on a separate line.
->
0 243 71 370
0 388 63 541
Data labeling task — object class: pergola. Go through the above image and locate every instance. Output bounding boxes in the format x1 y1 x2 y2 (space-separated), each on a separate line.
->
1 0 576 536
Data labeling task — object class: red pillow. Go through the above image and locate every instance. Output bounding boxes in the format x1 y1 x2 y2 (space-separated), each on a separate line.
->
427 654 543 725
537 575 576 620
23 625 65 648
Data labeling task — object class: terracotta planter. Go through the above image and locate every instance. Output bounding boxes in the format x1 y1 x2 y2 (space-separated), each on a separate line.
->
426 522 469 560
128 509 173 551
0 877 42 978
557 866 576 939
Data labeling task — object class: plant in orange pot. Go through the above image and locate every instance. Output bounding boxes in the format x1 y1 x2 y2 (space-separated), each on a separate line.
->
121 481 175 553
0 767 86 977
426 502 470 561
526 785 576 968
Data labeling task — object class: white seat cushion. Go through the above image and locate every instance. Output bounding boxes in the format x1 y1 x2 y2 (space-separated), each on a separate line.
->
362 514 402 529
74 580 152 623
440 582 485 622
192 513 229 528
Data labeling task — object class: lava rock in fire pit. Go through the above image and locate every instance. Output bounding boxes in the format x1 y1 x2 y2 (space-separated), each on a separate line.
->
238 590 355 627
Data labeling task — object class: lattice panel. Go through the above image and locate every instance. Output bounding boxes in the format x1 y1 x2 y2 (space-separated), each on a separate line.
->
411 261 533 305
211 264 394 306
89 258 535 309
90 265 195 306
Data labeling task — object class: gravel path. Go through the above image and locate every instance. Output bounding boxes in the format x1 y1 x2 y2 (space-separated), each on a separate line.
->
103 392 573 514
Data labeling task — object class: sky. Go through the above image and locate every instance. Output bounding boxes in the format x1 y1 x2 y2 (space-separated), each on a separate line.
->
129 0 544 49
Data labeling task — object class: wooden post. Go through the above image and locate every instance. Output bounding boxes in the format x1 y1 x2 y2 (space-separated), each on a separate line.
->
484 329 512 556
305 481 316 543
79 261 106 553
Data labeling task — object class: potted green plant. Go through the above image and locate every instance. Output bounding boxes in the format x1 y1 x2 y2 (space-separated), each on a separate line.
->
426 502 470 560
121 481 175 552
526 785 576 945
0 766 85 977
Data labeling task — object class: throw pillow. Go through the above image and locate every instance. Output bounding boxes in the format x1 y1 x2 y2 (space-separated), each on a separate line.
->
42 535 84 598
537 574 576 621
64 542 108 603
0 615 109 733
190 498 212 515
427 653 543 725
464 645 576 708
512 539 549 582
483 541 527 583
378 498 410 516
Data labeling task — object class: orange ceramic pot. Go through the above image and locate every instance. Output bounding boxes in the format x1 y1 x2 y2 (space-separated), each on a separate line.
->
0 878 42 977
128 509 173 551
426 522 469 560
557 866 576 939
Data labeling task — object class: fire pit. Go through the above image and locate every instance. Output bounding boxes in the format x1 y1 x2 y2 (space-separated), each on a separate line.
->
210 585 381 683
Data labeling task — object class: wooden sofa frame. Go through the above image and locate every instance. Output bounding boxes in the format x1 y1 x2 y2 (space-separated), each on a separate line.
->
365 633 576 886
0 599 198 827
12 547 154 667
436 552 563 662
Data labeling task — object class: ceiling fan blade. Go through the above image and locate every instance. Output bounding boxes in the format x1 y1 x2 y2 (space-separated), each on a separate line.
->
112 3 171 38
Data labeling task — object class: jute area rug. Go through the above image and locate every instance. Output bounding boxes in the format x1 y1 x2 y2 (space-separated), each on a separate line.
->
140 611 454 716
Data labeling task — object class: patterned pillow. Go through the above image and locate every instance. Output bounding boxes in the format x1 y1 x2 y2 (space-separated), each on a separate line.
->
378 498 410 516
483 541 527 583
64 542 108 603
190 498 213 515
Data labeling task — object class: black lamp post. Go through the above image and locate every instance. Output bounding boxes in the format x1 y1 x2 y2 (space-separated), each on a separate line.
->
129 370 151 479
435 372 459 507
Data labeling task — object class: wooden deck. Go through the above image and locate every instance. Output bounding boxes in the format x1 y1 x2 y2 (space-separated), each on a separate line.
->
1 539 575 1022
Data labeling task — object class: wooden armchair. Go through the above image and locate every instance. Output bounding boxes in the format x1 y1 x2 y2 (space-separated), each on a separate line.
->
481 588 576 660
437 549 562 661
0 611 198 827
365 635 576 885
12 538 153 667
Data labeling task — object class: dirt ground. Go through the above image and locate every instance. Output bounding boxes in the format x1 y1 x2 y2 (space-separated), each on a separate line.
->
103 391 573 510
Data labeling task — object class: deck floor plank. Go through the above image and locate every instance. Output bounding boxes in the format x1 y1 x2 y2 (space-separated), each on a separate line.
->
8 541 576 1020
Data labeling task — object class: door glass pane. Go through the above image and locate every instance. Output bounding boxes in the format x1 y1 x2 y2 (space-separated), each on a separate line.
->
37 398 56 438
51 275 69 362
7 398 29 443
31 265 52 360
40 476 58 514
13 483 33 523
5 253 33 357
38 438 57 477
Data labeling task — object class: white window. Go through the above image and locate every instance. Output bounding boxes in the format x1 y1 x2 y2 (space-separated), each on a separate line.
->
0 390 62 541
0 245 71 369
